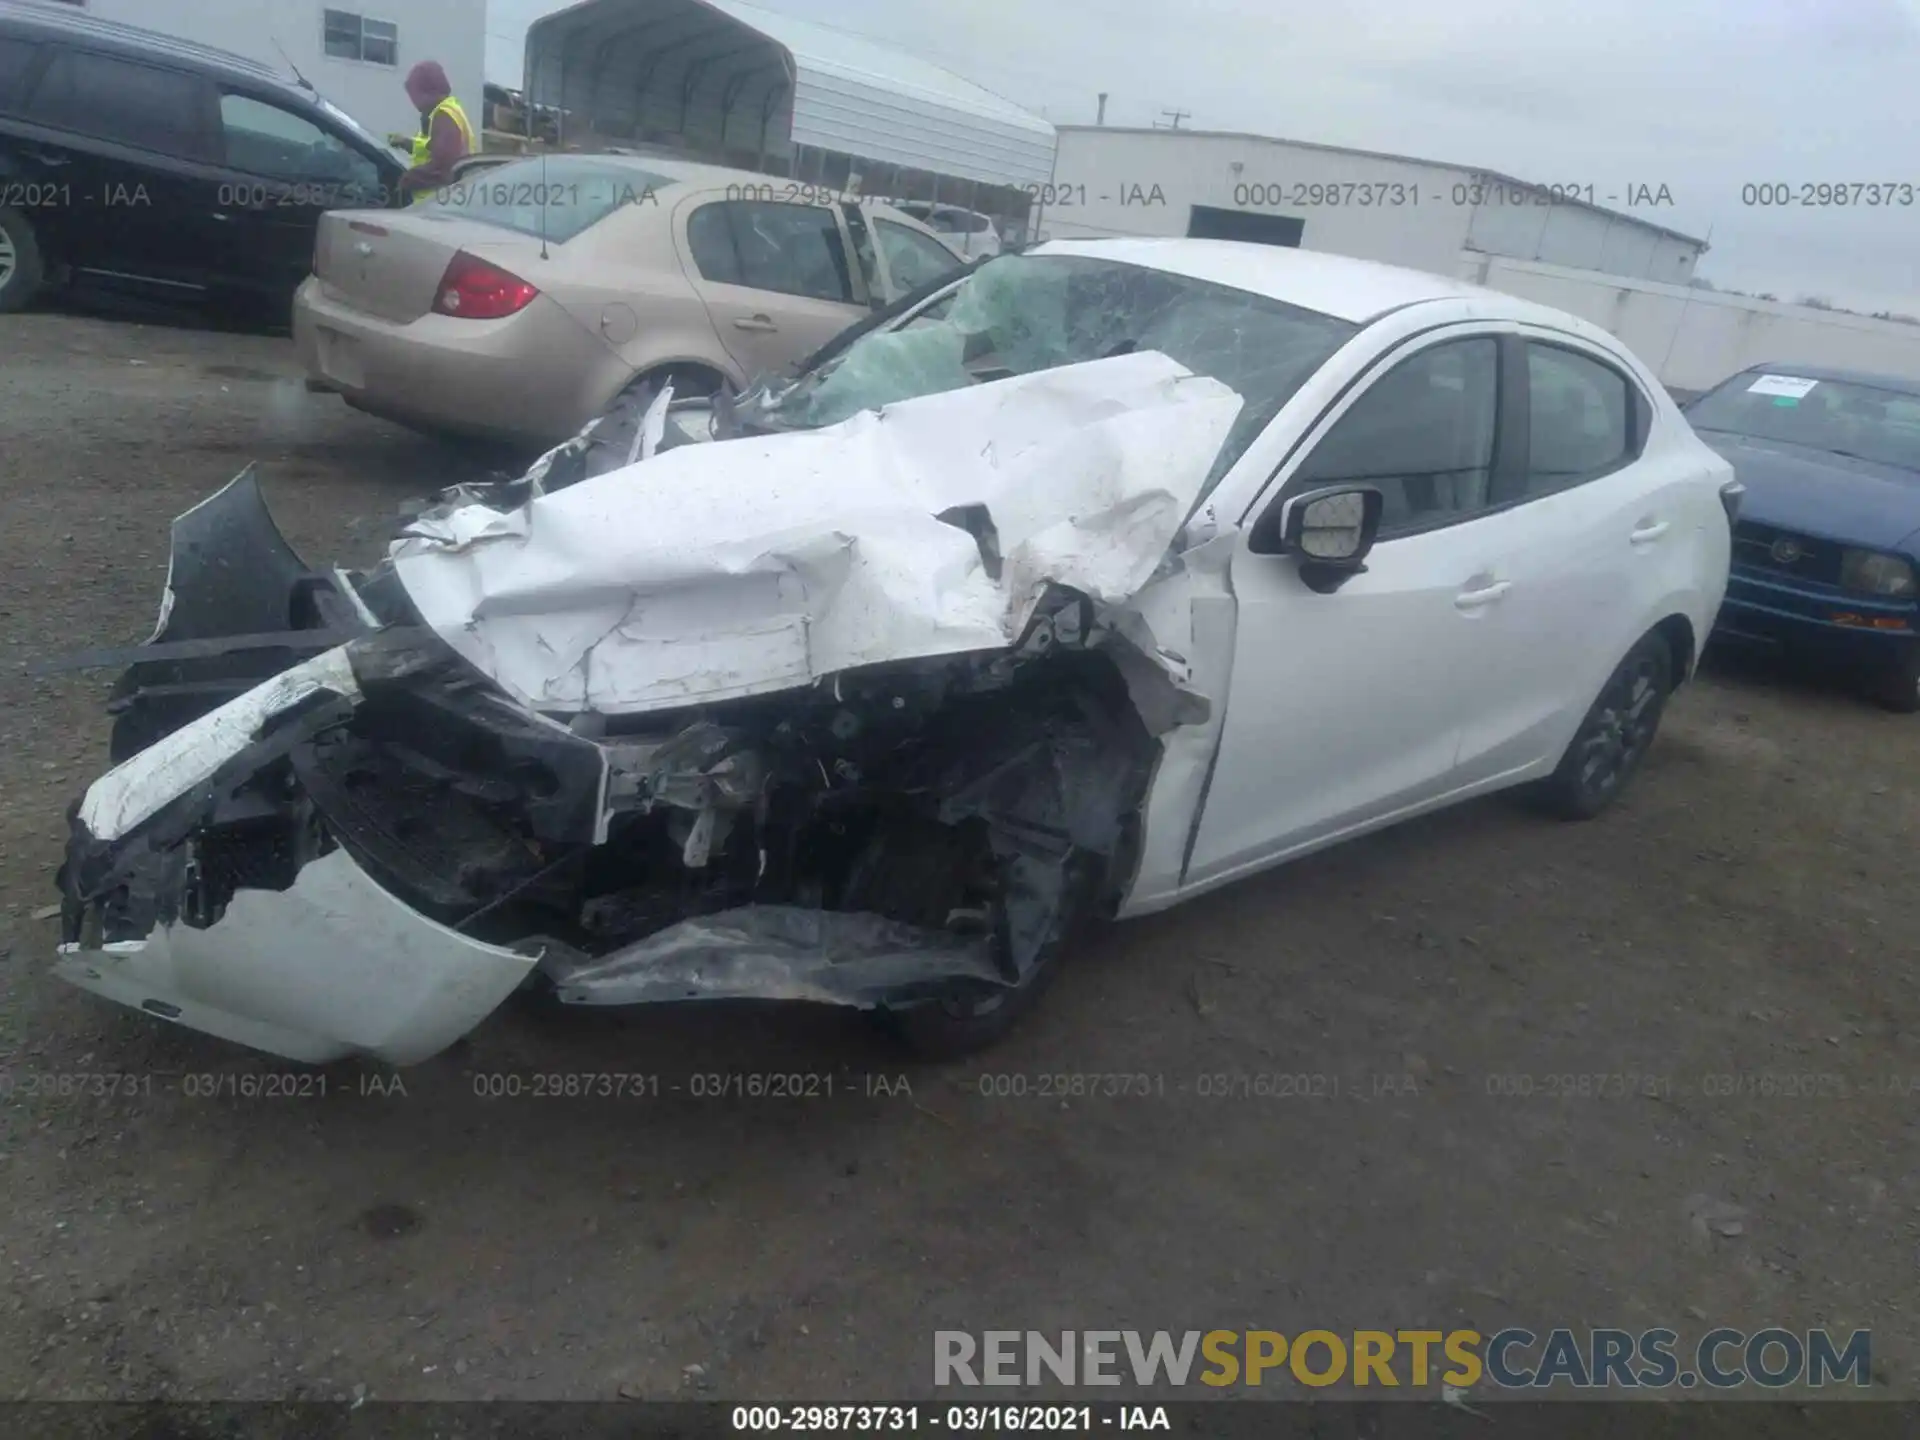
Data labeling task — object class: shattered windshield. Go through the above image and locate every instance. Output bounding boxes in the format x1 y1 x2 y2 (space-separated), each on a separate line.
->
754 252 1359 493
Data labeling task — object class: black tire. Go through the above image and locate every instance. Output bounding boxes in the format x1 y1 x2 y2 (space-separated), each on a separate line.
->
1867 647 1920 714
1532 632 1675 820
845 816 1091 1060
0 204 47 313
882 910 1077 1061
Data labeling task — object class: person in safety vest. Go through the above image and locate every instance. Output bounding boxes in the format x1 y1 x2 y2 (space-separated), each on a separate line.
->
393 61 474 203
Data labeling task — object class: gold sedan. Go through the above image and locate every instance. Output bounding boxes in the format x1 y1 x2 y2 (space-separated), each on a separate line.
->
293 153 966 444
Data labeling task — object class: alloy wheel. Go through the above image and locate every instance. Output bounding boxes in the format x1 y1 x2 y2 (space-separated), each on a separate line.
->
0 228 15 289
1576 654 1663 796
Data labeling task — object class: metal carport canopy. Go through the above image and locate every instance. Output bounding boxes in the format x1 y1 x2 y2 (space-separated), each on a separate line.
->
523 0 1057 188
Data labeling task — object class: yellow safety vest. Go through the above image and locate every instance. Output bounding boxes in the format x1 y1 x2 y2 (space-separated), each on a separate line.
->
407 96 475 200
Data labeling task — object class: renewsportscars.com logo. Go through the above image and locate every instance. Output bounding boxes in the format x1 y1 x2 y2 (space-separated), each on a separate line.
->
932 1328 1872 1390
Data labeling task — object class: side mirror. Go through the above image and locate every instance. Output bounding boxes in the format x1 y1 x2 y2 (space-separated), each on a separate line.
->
1249 484 1384 593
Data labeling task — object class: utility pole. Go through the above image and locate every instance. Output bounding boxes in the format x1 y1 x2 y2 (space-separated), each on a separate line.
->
1156 108 1190 129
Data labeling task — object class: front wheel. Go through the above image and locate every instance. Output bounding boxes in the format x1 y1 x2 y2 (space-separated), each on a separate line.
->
1867 646 1920 714
0 205 47 313
844 816 1090 1059
1532 633 1675 820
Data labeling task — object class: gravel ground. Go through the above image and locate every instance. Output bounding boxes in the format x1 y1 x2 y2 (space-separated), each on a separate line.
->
1 310 1917 1407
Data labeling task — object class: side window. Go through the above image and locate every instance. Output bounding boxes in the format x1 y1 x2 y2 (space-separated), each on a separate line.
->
876 219 963 293
29 50 212 160
218 94 382 192
1290 338 1500 537
0 37 41 115
1525 343 1634 495
686 201 854 303
219 93 382 193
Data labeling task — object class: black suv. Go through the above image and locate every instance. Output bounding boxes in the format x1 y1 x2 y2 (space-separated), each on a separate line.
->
0 0 406 318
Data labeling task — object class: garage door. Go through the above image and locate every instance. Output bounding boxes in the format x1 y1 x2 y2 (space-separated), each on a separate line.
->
1187 205 1304 246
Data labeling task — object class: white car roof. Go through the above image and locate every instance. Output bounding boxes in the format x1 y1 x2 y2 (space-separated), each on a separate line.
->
1027 237 1505 324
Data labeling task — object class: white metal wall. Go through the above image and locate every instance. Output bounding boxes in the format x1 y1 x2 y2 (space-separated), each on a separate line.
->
1471 255 1920 392
1044 129 1477 273
1464 189 1700 283
77 0 484 144
1045 130 1703 285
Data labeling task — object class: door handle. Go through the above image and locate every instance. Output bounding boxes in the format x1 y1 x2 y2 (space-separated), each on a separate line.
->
1630 519 1671 546
1454 580 1512 611
732 315 778 332
209 212 234 222
26 150 69 167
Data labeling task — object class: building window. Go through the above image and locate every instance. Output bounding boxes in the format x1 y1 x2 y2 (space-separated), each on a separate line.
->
323 10 398 66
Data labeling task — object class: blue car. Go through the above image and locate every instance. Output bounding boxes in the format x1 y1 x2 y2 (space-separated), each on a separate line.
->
1684 364 1920 711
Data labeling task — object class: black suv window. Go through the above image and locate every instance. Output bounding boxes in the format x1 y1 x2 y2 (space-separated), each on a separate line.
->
0 37 41 114
1523 343 1636 496
219 92 381 193
1291 337 1500 537
686 201 854 303
29 49 212 160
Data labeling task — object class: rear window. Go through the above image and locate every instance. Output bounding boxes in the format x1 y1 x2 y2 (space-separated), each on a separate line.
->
422 157 675 243
0 37 40 114
26 48 212 160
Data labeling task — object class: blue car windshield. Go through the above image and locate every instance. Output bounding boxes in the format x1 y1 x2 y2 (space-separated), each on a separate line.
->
1688 373 1920 473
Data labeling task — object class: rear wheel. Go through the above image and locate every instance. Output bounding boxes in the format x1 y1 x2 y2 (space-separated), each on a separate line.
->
1532 632 1674 820
0 205 47 313
1867 645 1920 714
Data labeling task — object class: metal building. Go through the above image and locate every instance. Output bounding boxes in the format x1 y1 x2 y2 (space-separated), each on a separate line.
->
1042 126 1706 285
523 0 1054 235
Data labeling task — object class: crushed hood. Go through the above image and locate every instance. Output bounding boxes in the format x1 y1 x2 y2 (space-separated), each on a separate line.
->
390 350 1244 716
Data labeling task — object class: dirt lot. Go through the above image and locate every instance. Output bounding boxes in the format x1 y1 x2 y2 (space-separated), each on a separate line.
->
1 309 1917 1407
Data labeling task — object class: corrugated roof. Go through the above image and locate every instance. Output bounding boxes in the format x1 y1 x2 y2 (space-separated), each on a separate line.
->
702 0 1051 137
525 0 1054 187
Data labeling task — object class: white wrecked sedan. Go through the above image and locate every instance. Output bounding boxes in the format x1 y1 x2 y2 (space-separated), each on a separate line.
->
50 240 1737 1065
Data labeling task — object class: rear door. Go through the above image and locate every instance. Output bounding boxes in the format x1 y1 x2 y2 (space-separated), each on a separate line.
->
1449 335 1667 783
675 196 868 377
209 88 392 301
16 45 221 293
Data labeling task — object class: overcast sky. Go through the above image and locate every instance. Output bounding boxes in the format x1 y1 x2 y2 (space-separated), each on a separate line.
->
484 0 1920 313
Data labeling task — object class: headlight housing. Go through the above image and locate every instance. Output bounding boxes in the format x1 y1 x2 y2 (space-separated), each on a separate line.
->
1840 548 1918 597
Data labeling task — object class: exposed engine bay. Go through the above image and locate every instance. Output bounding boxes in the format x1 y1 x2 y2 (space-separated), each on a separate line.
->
48 351 1245 1064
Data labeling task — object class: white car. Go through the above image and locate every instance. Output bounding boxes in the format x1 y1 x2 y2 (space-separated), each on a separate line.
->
891 202 1002 260
50 240 1736 1065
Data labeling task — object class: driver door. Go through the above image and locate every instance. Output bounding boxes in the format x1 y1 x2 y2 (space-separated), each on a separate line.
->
1183 329 1522 890
209 89 390 302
